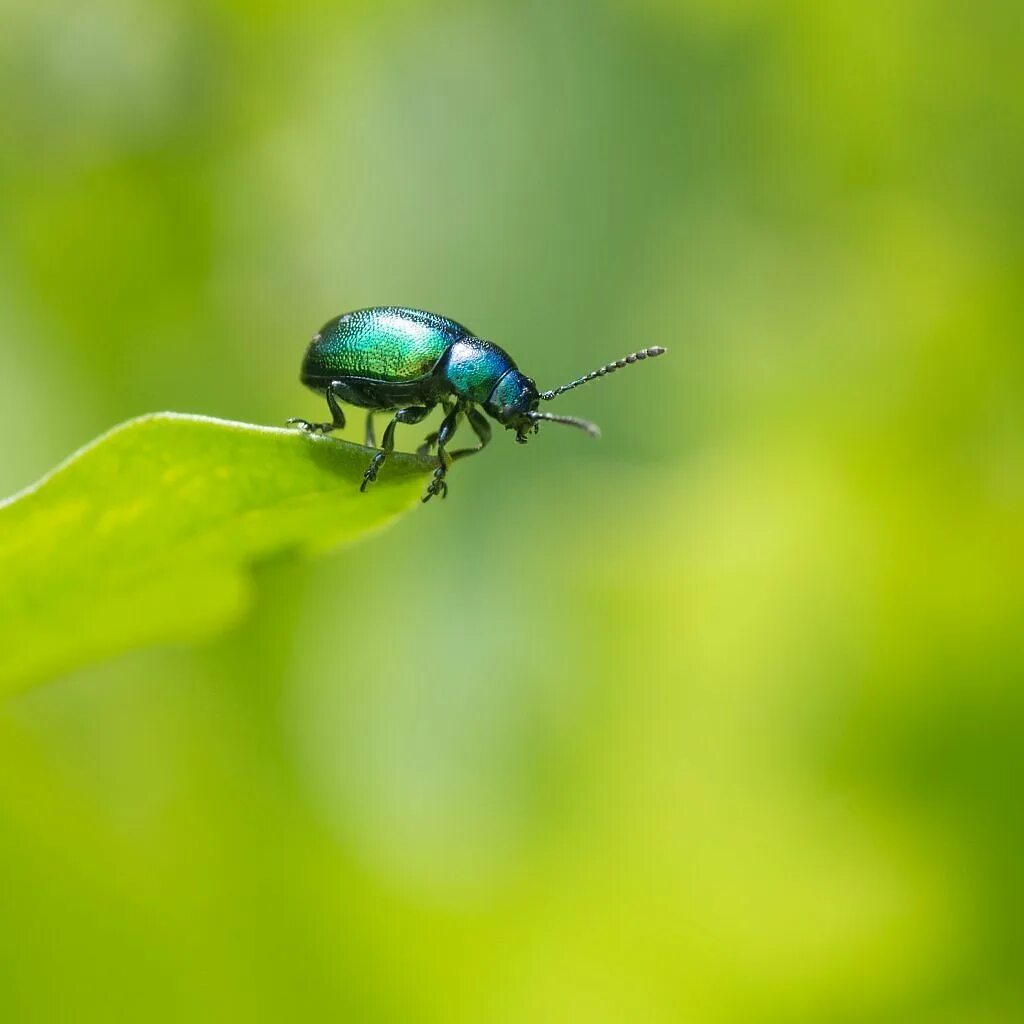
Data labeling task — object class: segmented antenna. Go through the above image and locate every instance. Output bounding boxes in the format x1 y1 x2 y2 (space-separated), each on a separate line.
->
526 410 601 438
540 346 666 400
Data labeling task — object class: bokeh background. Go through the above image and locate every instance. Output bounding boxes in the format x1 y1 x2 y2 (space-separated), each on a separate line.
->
2 1 1022 1020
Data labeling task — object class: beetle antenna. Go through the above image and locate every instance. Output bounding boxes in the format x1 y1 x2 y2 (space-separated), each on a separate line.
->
540 346 666 401
526 411 601 438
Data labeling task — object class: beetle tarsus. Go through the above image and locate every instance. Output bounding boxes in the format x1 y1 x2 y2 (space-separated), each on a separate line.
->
287 417 335 434
360 453 385 492
423 444 452 499
422 470 448 502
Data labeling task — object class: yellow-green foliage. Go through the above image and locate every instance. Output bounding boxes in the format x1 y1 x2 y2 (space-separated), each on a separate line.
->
1 0 1022 1021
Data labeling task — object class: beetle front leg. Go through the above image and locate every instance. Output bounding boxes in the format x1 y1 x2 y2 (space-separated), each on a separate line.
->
288 383 347 434
361 406 431 492
422 404 461 502
448 405 491 463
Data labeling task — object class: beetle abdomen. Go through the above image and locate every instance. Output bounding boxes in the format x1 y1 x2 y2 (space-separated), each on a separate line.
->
301 307 469 384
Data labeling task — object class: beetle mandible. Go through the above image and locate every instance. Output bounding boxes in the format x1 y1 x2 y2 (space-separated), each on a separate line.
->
288 306 666 502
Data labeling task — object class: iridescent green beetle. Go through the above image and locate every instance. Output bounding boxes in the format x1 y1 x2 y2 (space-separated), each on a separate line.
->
289 306 665 502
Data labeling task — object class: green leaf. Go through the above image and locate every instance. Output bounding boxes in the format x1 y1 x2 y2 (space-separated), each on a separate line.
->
0 413 433 694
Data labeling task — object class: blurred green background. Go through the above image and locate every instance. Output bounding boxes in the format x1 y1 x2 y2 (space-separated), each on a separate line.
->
1 0 1022 1020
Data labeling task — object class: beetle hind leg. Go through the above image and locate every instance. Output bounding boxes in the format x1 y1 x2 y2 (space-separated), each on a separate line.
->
288 383 347 434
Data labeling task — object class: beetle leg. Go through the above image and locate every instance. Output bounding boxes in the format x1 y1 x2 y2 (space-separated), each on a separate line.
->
423 447 449 502
415 397 458 455
325 386 347 431
287 382 347 434
364 411 376 449
416 430 439 456
423 404 462 502
360 405 431 492
448 404 492 463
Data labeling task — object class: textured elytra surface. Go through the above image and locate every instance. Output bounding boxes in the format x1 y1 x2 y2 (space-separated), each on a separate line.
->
0 414 433 693
302 307 471 383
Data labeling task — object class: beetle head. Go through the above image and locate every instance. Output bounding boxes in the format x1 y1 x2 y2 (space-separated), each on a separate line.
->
485 369 541 443
486 367 603 442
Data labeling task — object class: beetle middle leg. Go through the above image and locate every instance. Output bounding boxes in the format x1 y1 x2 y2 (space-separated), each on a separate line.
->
360 405 431 492
364 411 376 449
288 382 347 434
422 404 462 503
416 398 456 455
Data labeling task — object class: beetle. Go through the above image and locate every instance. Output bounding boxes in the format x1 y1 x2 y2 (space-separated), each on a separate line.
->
288 306 665 502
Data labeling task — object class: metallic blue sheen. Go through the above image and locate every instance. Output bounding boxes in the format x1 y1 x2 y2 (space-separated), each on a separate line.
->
486 368 536 413
442 339 515 404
